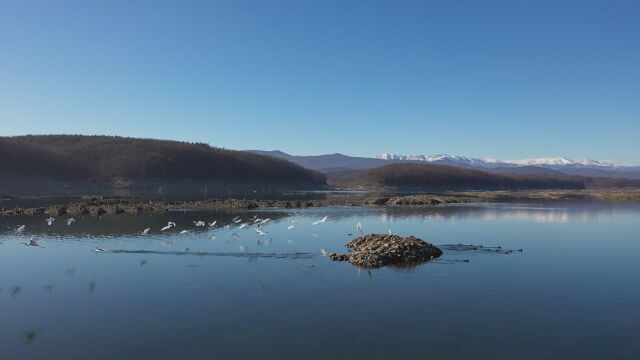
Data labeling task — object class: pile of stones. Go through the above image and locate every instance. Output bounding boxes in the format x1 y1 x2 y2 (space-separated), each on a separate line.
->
329 234 443 268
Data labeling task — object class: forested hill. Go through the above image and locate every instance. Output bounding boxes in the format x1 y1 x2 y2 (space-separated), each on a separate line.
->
0 135 327 185
326 163 640 190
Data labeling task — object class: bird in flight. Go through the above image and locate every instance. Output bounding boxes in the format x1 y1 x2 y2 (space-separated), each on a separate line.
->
161 222 176 231
312 216 328 225
23 237 44 248
16 225 26 233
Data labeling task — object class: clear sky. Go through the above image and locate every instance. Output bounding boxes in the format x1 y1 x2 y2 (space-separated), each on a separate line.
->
1 0 638 163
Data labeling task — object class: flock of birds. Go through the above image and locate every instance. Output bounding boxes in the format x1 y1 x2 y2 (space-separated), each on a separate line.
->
7 213 377 255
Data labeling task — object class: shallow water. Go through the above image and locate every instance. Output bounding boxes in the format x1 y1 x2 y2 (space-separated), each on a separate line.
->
1 202 639 359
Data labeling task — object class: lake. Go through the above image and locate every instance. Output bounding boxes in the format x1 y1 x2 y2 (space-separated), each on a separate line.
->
1 202 639 359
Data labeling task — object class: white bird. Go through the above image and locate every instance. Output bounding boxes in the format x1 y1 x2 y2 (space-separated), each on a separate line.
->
238 223 248 229
46 216 55 226
232 216 240 222
24 237 44 248
260 218 270 225
161 222 175 231
224 224 230 229
67 218 76 226
179 230 189 234
356 222 362 232
253 218 262 223
388 229 393 235
320 249 328 256
255 229 267 236
289 220 298 224
142 228 151 235
193 221 205 227
95 247 106 253
312 216 328 225
16 225 26 233
208 220 217 227
287 224 295 230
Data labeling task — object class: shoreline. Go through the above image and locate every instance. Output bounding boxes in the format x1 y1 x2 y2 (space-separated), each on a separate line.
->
1 189 639 217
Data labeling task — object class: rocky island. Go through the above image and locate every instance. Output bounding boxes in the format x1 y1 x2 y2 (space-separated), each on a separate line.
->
329 234 443 268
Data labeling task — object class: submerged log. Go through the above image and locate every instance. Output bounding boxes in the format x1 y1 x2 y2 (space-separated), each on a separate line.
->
329 234 443 268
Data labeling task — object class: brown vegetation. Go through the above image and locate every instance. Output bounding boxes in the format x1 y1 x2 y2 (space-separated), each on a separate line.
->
0 135 326 185
327 163 640 190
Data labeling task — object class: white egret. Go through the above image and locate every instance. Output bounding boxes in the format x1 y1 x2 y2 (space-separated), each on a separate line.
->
193 221 205 227
320 249 328 256
255 229 267 236
24 237 44 248
238 223 248 229
16 225 26 233
260 218 270 225
142 228 151 235
46 217 55 226
161 222 175 231
356 222 362 232
208 220 217 227
179 230 189 234
312 216 328 225
287 224 295 230
67 218 76 226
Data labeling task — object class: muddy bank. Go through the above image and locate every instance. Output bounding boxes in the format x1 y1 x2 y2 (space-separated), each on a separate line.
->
1 189 639 217
0 194 479 216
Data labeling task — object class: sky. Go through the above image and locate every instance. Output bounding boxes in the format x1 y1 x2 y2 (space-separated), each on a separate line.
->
1 0 639 163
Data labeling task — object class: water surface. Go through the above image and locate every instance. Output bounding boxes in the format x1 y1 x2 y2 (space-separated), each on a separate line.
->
1 202 639 359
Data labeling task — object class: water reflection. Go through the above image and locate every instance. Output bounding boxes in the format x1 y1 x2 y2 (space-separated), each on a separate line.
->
1 201 639 359
374 202 640 224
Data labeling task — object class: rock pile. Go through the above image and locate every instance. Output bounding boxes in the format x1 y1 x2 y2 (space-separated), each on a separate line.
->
329 234 443 268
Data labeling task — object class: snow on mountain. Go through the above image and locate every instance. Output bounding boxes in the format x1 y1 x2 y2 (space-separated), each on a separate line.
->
375 153 633 169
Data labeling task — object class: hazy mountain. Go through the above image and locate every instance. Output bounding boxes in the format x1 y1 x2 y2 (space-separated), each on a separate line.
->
249 150 400 171
251 150 640 179
376 153 640 175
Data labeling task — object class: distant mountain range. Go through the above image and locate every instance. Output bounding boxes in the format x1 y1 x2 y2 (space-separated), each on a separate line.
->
375 153 626 168
251 150 640 179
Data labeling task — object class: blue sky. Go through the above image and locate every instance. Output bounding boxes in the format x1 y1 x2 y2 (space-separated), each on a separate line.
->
1 0 638 163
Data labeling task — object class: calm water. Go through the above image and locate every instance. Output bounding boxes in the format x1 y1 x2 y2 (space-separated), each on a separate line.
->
1 202 639 359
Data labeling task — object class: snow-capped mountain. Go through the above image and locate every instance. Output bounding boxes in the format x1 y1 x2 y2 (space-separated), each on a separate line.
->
250 150 640 179
375 153 631 169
